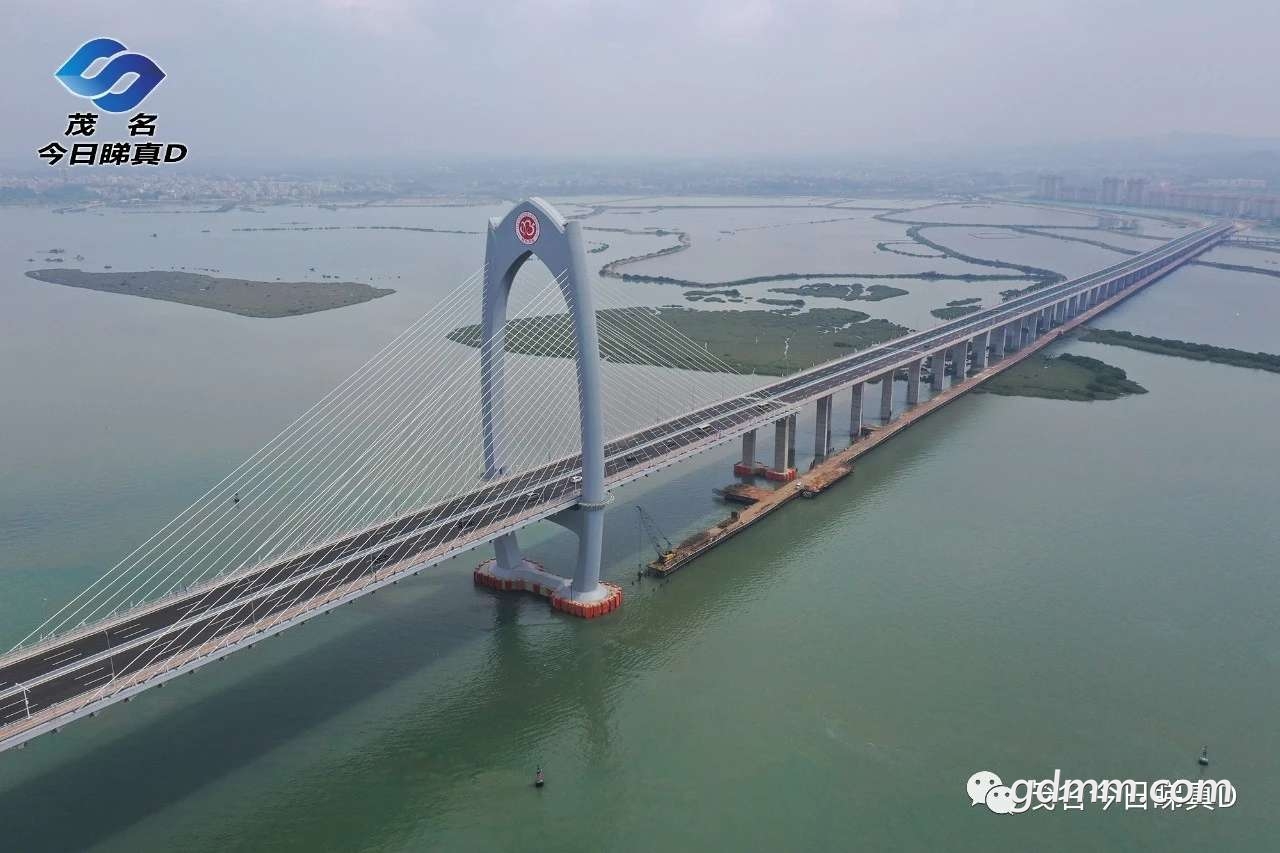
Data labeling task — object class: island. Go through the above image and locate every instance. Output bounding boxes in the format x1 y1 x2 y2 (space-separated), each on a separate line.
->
23 268 395 318
447 306 910 376
977 353 1146 401
1080 328 1280 374
768 282 908 302
930 298 984 320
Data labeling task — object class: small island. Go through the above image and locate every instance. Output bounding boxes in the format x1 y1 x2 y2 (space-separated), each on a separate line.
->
448 306 910 376
24 268 394 318
930 301 983 320
1080 328 1280 374
978 353 1146 401
768 282 908 302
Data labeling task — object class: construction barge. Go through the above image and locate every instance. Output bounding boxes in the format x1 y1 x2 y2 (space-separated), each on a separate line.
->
647 318 1103 577
648 455 856 576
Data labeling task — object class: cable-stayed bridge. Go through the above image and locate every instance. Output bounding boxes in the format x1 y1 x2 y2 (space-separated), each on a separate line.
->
0 200 1231 752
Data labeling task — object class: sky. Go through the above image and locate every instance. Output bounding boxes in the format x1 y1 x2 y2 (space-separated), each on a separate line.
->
3 0 1279 168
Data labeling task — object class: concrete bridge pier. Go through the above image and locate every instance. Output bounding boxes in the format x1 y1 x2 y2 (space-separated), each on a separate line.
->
990 325 1007 360
733 428 758 476
813 395 832 459
879 372 895 421
767 414 796 481
971 331 990 372
930 352 947 391
787 413 798 470
906 359 923 405
849 382 864 439
951 342 968 383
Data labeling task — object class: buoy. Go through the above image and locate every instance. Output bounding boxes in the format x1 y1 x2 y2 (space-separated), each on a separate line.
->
1198 746 1210 767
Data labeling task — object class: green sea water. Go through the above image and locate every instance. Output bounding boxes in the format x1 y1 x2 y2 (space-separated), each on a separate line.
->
0 201 1276 852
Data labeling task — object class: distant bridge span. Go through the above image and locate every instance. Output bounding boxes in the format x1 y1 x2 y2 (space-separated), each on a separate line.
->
0 205 1231 752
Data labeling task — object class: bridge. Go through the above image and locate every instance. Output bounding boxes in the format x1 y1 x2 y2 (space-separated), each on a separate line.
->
0 200 1231 752
1224 233 1280 249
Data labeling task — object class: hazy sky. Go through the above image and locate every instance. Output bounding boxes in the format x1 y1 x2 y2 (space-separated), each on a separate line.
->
4 0 1278 166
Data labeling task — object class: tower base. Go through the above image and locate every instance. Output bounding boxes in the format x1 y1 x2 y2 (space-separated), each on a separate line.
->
473 559 623 619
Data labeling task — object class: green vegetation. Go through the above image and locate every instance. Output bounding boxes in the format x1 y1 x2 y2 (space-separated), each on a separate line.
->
768 282 908 302
1008 226 1141 255
1080 328 1280 374
759 297 804 308
894 222 1064 290
24 268 394 318
685 288 741 301
930 304 981 320
597 228 692 280
611 268 1024 288
1192 259 1280 280
447 306 911 376
978 353 1146 401
947 297 982 306
875 240 944 259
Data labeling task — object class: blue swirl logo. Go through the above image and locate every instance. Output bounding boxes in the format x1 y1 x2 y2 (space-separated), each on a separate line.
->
54 38 165 113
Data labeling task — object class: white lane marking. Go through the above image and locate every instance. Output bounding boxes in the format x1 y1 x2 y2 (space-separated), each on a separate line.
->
113 623 151 640
42 648 82 665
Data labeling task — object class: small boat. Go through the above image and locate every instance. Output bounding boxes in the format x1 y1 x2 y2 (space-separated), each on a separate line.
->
1198 746 1209 767
534 766 545 788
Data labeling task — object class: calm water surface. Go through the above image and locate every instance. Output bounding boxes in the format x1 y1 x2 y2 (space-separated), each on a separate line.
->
0 200 1276 852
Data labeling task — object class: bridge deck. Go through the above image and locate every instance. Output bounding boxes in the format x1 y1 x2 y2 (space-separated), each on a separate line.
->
0 223 1231 751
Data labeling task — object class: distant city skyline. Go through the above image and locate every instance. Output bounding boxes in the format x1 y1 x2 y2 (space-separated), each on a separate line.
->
3 0 1279 169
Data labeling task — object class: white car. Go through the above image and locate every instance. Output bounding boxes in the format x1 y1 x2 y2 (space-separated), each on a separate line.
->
570 474 583 485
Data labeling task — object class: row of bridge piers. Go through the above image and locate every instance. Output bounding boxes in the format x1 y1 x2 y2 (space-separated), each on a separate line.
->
736 278 1127 482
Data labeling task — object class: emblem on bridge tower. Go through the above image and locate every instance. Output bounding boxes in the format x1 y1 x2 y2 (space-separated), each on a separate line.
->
515 211 540 245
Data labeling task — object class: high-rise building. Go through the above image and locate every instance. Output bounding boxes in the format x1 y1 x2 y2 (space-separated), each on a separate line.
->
1101 177 1121 205
1035 174 1063 200
1122 178 1147 206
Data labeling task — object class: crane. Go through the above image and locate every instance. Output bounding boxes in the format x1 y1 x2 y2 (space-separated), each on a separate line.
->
636 506 676 567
